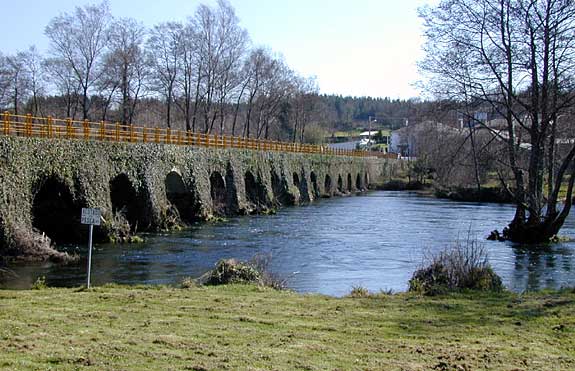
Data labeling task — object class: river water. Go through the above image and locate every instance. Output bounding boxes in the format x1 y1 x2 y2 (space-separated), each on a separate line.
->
2 191 574 296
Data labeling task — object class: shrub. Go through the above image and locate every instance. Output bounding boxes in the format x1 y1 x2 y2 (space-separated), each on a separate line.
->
409 239 503 295
349 285 370 298
31 276 47 290
201 254 288 290
180 276 198 289
379 288 395 295
205 259 261 285
248 253 288 290
8 227 77 263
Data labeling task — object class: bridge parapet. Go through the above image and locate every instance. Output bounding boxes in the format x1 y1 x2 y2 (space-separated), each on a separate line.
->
1 112 400 159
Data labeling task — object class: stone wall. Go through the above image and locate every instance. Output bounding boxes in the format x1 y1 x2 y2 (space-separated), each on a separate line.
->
0 137 394 260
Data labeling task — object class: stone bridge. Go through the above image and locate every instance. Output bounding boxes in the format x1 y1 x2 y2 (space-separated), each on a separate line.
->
0 136 399 261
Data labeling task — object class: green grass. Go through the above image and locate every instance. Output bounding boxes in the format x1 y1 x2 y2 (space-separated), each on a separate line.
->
0 285 574 370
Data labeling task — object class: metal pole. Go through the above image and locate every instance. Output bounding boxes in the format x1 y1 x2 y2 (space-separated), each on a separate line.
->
87 224 93 288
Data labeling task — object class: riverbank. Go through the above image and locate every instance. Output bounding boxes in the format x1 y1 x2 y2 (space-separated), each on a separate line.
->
434 186 514 203
375 180 515 203
0 284 573 370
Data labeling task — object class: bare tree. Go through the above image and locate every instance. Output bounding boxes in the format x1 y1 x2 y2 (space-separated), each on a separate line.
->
213 0 249 135
0 54 10 110
45 1 112 120
147 22 182 128
193 0 249 134
256 59 294 139
20 46 45 116
126 48 151 125
241 48 293 138
289 76 319 143
43 57 82 118
420 0 575 243
175 22 200 132
3 52 29 115
242 48 269 138
93 60 120 121
106 17 147 125
230 56 251 136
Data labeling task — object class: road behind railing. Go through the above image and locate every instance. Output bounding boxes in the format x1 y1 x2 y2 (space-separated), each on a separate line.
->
1 112 398 159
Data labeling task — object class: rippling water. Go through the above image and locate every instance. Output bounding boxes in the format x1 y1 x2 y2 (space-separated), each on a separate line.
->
2 191 574 296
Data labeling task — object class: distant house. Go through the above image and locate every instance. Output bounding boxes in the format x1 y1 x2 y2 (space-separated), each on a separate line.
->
358 131 377 148
390 127 414 156
327 129 390 152
358 130 391 152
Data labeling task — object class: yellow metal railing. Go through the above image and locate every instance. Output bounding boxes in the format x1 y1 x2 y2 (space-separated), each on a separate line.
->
0 112 397 158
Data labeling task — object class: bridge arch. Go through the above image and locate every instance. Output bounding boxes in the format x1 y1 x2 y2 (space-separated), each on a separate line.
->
0 215 5 250
165 171 198 224
292 172 301 201
32 176 84 244
271 170 293 206
293 172 300 188
225 165 239 214
356 173 362 190
210 171 226 215
324 174 332 196
293 171 310 203
209 166 239 216
245 170 268 211
110 174 148 232
347 173 353 192
310 171 320 198
364 173 369 188
337 175 344 193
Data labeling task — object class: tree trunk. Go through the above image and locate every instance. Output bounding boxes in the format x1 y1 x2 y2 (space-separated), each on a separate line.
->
82 83 89 120
122 63 129 125
503 217 562 243
468 124 482 193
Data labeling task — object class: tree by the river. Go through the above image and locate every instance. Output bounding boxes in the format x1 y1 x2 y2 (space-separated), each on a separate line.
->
420 0 575 244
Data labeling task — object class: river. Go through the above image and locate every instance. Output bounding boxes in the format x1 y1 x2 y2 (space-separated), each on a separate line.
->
1 191 574 296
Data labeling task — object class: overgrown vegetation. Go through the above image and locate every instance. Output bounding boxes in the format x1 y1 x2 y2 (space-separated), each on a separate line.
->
5 226 77 263
199 254 288 290
409 239 503 295
30 276 47 290
348 285 370 298
0 285 573 370
203 259 261 285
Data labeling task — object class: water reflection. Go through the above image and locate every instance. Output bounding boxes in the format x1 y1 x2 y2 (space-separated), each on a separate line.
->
510 245 574 291
1 191 575 296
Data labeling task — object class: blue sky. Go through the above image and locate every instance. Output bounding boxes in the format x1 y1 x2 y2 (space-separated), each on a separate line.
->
1 0 433 99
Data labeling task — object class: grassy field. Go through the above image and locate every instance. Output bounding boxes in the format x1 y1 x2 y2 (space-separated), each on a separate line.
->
0 284 574 370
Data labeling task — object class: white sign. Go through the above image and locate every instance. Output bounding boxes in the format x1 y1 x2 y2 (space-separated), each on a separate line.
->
81 208 101 226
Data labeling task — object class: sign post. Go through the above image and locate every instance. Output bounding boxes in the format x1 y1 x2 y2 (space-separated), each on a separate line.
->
81 208 101 288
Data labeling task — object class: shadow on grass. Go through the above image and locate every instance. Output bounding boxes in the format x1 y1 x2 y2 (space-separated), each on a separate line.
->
381 291 575 336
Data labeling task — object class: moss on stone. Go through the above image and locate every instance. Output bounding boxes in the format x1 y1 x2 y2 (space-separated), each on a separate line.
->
0 137 394 260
